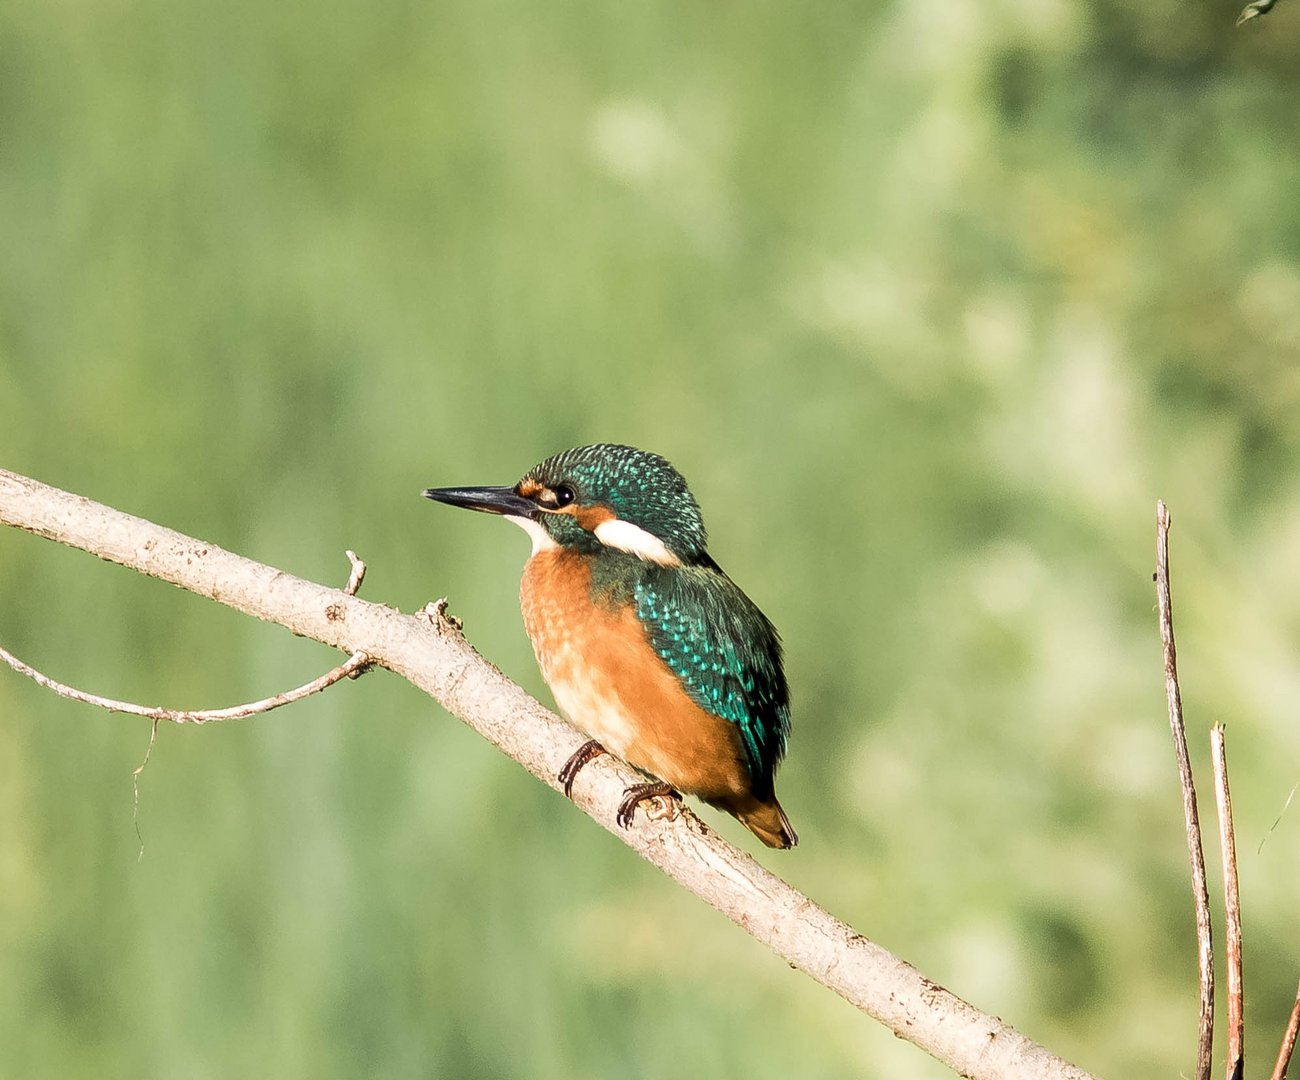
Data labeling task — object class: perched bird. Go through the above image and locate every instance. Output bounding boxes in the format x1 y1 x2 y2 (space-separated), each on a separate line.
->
423 444 797 848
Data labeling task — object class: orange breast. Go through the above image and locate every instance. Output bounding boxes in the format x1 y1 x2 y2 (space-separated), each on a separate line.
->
520 550 751 801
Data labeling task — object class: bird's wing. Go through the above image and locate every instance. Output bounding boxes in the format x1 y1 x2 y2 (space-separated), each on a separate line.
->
633 562 790 797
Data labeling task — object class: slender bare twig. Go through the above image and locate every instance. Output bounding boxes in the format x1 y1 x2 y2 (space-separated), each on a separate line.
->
1211 724 1244 1080
3 549 371 851
1272 983 1300 1080
1155 500 1214 1080
0 467 1100 1080
0 549 372 723
0 644 372 722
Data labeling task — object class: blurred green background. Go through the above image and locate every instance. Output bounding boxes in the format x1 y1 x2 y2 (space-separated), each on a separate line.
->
3 1 1300 1076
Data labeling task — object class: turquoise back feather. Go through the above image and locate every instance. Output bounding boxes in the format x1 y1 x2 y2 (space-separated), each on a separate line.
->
631 560 790 798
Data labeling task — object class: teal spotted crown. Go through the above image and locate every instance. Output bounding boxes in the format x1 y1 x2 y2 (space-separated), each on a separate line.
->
525 443 708 559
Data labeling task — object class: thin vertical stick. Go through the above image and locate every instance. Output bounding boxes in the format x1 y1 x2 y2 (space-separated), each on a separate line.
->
1155 501 1214 1080
1271 983 1300 1080
1211 724 1244 1080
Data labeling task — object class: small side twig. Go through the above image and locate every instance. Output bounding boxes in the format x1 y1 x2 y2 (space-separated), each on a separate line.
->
0 549 373 723
1211 724 1244 1080
344 549 366 596
1156 500 1215 1080
3 549 371 857
0 645 372 722
1272 982 1300 1080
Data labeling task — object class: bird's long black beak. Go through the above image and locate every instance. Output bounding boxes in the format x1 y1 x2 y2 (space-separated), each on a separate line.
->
421 485 539 519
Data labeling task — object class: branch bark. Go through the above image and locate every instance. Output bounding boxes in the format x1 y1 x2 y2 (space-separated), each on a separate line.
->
0 467 1097 1080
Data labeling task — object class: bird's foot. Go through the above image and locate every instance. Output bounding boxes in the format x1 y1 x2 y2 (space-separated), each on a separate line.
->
558 739 607 799
616 781 681 829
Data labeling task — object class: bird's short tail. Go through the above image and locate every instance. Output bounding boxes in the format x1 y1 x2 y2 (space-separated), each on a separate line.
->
737 798 798 849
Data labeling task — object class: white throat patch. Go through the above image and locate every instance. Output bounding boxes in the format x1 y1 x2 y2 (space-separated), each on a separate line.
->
507 515 557 555
593 518 682 566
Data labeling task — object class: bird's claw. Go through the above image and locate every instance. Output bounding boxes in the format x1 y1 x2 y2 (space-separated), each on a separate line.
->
616 781 681 829
558 739 607 799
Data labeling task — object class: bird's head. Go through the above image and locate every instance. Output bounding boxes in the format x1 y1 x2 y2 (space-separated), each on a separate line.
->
423 443 707 566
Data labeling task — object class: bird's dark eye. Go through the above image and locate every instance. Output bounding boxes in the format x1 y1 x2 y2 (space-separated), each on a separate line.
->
553 485 576 507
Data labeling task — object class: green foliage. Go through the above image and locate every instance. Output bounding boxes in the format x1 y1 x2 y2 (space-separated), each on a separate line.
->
3 1 1300 1076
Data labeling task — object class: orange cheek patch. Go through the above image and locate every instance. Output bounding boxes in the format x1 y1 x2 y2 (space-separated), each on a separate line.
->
573 504 615 531
518 478 542 498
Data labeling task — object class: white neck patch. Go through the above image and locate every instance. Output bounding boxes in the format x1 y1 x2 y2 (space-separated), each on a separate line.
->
507 515 557 555
593 518 682 566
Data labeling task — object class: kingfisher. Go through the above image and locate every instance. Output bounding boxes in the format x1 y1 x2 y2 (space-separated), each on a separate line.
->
422 444 797 849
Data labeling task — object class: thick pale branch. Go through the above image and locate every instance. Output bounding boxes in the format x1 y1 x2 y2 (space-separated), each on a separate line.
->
0 467 1096 1080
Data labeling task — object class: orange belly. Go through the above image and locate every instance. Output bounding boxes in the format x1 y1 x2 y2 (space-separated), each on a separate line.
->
520 549 751 802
